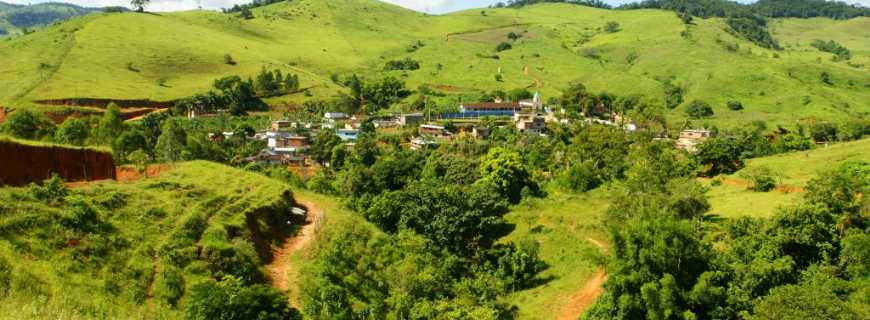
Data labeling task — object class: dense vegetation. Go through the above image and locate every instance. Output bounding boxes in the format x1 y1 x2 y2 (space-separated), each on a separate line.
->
0 162 299 319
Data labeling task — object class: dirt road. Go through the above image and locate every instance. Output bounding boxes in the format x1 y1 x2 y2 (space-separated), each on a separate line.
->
557 238 609 320
267 199 323 293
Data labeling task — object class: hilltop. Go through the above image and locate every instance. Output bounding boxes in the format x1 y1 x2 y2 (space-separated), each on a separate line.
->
0 0 867 126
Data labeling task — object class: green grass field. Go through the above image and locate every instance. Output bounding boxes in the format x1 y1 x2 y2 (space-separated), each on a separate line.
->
0 161 294 319
706 138 870 218
502 189 609 319
0 0 866 127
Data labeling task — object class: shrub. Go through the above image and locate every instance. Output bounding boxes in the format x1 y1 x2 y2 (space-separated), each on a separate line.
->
810 122 838 143
224 54 236 65
62 196 101 232
685 100 714 119
821 71 833 85
3 110 56 140
507 31 521 41
0 256 11 296
664 83 684 109
29 174 68 205
383 58 420 71
727 100 744 111
604 21 621 33
186 276 297 320
155 267 185 306
496 42 513 52
751 175 776 192
560 161 602 192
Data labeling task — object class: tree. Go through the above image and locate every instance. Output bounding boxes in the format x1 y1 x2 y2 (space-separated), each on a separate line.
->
476 147 535 203
130 0 150 12
604 21 621 33
155 119 187 162
55 118 89 146
186 276 297 320
113 130 148 164
821 71 833 85
727 100 744 111
3 110 56 140
97 103 126 144
695 137 743 176
750 285 859 320
239 7 254 19
685 100 714 119
310 130 342 166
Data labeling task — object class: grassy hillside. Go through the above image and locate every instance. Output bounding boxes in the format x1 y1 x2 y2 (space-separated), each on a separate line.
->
707 138 870 218
0 0 867 126
502 190 608 319
0 161 295 319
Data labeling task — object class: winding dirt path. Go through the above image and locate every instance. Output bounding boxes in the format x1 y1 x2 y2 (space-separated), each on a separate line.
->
557 238 609 320
267 199 323 294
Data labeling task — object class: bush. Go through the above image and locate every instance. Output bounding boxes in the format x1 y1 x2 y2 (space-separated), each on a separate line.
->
155 267 185 307
62 196 102 232
3 110 56 140
685 100 714 119
561 161 602 192
604 21 621 33
751 175 776 192
810 122 838 143
186 277 297 320
0 256 11 296
383 58 420 71
727 100 744 111
224 54 236 65
29 174 68 205
55 118 90 146
496 42 513 52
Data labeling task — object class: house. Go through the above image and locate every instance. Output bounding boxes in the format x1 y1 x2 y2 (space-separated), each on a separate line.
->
374 119 399 128
324 112 349 122
398 113 424 126
337 129 360 141
514 113 547 134
245 149 285 164
518 92 544 111
410 137 438 150
676 129 712 153
472 127 490 139
271 120 293 132
419 124 450 137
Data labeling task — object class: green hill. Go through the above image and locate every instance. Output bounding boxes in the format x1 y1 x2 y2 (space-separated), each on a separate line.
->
0 0 867 126
0 161 297 319
707 138 870 218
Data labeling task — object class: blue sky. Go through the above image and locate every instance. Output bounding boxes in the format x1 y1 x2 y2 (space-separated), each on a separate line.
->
4 0 868 13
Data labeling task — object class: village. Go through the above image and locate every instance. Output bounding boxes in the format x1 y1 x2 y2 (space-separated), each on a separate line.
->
237 92 711 169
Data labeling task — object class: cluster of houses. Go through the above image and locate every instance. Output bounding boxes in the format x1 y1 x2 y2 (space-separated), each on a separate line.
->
241 92 716 167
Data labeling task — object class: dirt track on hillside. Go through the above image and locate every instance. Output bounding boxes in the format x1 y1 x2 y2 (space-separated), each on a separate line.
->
267 198 324 297
557 238 609 320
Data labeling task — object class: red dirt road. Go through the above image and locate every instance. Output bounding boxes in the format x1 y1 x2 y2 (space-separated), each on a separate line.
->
557 238 609 320
267 199 324 295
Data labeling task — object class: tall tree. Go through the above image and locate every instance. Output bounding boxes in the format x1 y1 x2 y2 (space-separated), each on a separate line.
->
130 0 150 12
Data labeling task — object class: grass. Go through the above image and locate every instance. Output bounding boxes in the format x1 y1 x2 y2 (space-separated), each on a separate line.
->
282 189 361 308
0 134 111 152
0 161 293 319
706 138 870 218
0 0 866 127
502 189 609 319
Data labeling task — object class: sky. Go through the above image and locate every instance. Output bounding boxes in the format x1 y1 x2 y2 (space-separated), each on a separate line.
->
4 0 869 13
